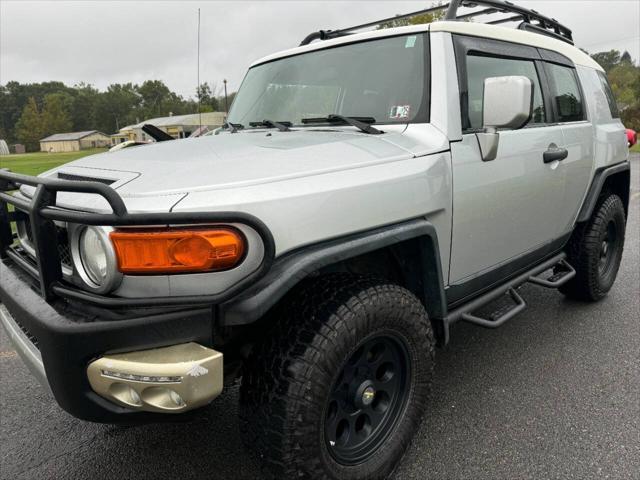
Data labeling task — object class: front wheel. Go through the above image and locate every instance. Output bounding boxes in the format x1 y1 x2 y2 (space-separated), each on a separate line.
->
239 275 435 479
560 194 626 301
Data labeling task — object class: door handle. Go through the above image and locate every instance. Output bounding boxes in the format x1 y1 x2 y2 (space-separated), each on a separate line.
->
543 144 568 163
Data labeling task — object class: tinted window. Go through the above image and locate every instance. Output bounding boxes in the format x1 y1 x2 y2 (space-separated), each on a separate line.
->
596 70 619 118
466 54 546 130
229 34 428 127
546 63 585 122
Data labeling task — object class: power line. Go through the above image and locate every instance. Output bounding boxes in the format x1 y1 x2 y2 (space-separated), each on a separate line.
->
579 35 640 50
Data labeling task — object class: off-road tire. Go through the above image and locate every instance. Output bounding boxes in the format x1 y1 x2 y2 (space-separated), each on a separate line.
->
239 274 435 480
560 194 626 301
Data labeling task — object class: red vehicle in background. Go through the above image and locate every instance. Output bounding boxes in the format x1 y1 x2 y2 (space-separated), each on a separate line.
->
627 128 637 148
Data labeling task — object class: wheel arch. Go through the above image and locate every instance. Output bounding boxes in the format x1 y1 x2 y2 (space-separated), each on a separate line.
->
577 162 631 223
220 218 448 343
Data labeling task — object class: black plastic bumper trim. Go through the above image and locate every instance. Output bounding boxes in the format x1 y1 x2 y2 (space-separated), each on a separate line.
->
0 258 214 423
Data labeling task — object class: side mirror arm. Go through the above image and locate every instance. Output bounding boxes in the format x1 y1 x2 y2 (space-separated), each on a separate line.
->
476 127 499 162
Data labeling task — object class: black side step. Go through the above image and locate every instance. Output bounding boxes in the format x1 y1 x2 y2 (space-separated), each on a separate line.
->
443 253 572 342
460 288 526 328
528 259 575 288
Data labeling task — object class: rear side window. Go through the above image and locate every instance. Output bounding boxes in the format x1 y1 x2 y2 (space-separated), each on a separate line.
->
465 54 546 130
596 70 620 118
545 63 585 122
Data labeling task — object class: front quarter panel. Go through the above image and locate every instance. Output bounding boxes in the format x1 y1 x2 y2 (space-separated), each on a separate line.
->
172 150 453 282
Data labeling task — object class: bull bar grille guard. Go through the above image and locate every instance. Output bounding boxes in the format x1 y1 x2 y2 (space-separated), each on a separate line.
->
0 169 275 309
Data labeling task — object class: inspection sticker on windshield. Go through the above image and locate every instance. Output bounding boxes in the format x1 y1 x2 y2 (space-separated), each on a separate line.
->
390 105 411 119
405 36 417 48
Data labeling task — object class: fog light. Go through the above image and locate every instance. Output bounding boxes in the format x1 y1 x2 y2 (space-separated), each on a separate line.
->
87 342 223 414
169 390 185 407
101 370 182 383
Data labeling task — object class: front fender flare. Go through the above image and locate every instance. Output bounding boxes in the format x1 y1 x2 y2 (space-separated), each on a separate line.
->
220 218 447 327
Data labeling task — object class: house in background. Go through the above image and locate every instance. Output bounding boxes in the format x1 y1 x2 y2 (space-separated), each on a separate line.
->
40 131 110 153
111 112 226 145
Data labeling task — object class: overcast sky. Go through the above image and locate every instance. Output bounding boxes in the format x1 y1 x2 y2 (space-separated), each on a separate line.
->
1 0 639 99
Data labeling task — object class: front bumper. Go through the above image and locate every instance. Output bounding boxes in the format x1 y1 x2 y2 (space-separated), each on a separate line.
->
0 259 214 423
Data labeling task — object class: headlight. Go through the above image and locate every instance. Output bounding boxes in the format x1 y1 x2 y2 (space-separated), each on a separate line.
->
80 227 109 285
72 226 121 293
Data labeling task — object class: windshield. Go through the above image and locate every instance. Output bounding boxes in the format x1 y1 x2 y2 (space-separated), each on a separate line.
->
228 33 429 127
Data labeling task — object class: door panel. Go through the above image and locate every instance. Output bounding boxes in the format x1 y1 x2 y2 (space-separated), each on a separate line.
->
449 126 567 283
559 122 594 228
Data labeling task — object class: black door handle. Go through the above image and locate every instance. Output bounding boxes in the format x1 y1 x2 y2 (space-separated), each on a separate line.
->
543 144 568 163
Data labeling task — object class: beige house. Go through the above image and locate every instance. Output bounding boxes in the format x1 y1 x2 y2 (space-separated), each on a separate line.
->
40 131 110 153
112 112 226 145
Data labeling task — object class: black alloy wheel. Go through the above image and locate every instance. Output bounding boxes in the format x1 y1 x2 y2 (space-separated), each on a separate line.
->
324 334 410 465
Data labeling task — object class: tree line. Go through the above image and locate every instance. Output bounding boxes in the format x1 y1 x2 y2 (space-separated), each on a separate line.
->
0 80 235 151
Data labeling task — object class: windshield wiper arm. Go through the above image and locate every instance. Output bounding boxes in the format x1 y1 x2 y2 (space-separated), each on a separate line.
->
223 121 244 133
301 114 383 134
249 119 292 132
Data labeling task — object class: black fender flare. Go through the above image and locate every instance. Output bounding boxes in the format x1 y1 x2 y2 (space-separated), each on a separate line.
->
220 218 447 328
576 161 631 223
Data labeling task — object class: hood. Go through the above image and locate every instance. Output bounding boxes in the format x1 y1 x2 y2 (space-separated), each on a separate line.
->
28 127 448 212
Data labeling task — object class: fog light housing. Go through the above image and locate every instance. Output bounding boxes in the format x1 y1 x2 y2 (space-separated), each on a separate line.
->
87 343 223 413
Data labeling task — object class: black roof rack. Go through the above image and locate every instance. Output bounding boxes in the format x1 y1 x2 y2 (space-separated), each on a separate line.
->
299 0 573 46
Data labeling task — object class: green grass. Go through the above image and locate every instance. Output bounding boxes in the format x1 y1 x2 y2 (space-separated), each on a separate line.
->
0 148 107 176
630 143 640 153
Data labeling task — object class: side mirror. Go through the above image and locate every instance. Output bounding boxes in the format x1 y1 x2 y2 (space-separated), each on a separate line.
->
476 75 534 161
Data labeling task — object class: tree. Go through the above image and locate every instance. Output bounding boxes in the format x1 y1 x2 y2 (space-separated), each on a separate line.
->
15 97 45 151
197 82 220 111
620 50 633 65
590 50 621 73
70 83 100 131
378 2 445 29
95 83 141 133
41 93 73 136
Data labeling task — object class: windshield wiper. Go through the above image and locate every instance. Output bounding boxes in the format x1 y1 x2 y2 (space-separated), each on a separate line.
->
223 121 244 133
249 119 292 132
301 114 383 134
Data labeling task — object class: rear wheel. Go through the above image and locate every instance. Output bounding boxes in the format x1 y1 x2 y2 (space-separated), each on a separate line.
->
560 194 626 301
239 274 435 479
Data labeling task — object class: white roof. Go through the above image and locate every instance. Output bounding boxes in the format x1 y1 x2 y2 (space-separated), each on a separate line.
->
251 21 602 72
431 21 601 70
40 130 108 142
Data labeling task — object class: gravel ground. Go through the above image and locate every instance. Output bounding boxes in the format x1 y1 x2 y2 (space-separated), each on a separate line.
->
1 154 638 480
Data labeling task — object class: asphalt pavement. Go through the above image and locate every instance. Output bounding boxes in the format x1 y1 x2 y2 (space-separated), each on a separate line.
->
1 154 638 480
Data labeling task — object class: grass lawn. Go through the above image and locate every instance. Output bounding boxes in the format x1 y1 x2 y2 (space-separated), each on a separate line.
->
630 143 640 153
0 148 107 176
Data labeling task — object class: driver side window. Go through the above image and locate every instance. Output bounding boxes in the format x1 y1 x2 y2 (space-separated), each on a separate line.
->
466 54 546 130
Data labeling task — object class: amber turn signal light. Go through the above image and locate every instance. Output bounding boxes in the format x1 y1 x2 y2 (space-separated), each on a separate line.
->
110 228 245 274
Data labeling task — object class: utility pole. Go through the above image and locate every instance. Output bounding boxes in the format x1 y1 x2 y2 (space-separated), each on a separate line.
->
197 8 202 129
223 79 229 114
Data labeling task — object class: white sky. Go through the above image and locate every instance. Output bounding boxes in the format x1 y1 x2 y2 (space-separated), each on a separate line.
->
1 0 639 99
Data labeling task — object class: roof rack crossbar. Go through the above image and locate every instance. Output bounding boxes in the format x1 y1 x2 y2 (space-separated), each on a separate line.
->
487 15 523 25
300 3 447 45
299 0 573 47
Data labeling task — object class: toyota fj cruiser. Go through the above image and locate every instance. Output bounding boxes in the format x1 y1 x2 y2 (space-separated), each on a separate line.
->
0 1 631 478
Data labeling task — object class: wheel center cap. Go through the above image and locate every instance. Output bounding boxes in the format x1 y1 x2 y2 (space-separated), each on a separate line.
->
354 380 376 408
361 386 376 406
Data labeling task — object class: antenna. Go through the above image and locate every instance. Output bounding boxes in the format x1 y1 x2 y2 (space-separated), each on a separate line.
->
197 8 202 130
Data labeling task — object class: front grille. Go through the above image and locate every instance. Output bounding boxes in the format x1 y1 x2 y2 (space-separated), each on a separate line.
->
23 222 71 268
57 228 71 266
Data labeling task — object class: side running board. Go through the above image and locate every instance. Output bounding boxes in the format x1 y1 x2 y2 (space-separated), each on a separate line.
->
444 253 574 341
528 259 575 288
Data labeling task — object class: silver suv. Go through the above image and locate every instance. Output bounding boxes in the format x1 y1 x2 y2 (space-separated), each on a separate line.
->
0 1 631 478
